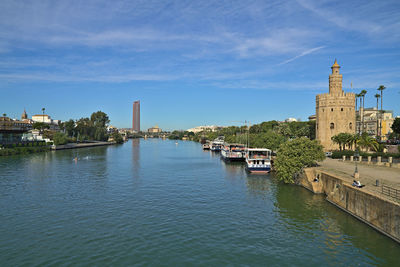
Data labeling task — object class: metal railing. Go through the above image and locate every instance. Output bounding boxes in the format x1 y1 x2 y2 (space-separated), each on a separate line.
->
382 185 400 201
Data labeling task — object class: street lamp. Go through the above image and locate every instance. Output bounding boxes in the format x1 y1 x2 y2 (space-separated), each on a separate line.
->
354 148 360 179
41 107 45 134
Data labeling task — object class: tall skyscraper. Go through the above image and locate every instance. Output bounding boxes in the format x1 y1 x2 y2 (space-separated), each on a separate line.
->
132 100 140 132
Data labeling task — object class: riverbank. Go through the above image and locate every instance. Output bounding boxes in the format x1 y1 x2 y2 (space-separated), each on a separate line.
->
299 160 400 243
51 141 115 150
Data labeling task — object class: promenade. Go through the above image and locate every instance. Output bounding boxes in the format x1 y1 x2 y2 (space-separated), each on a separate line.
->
318 158 400 201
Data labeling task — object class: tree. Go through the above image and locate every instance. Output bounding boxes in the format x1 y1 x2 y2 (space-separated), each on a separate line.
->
53 132 69 145
274 137 325 184
32 122 50 130
2 113 6 117
377 85 386 111
111 132 124 144
357 132 378 152
374 93 380 137
64 119 76 137
360 89 367 132
377 85 386 138
392 118 400 135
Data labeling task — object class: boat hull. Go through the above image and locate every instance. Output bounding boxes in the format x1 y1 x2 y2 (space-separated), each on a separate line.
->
246 166 271 173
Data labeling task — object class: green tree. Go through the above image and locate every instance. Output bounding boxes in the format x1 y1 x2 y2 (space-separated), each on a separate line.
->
274 137 325 184
64 119 76 137
53 132 69 145
377 85 386 111
392 118 400 135
32 122 50 131
360 89 367 132
90 111 110 128
111 132 124 144
357 132 378 152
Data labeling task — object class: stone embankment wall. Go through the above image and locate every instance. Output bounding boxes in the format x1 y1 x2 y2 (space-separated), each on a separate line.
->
299 168 400 243
52 142 115 150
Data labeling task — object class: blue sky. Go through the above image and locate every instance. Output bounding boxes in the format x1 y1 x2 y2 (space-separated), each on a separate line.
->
1 0 399 130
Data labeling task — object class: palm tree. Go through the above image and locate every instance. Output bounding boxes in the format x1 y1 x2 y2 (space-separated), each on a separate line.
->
331 135 342 151
377 85 386 111
360 90 367 132
377 85 386 138
374 93 380 138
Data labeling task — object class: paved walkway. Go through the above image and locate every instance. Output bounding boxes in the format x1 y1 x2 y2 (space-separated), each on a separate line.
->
317 158 400 201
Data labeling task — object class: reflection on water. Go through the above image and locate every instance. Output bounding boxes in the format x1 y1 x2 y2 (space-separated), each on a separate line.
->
0 139 399 266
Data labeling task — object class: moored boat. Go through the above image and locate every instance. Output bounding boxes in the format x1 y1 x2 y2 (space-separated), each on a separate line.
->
210 136 224 152
245 148 271 173
221 143 246 161
202 141 210 150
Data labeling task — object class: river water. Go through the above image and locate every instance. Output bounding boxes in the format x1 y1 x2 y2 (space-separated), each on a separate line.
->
0 139 399 266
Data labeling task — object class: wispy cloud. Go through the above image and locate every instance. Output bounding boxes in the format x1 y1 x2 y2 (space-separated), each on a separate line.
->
278 46 325 65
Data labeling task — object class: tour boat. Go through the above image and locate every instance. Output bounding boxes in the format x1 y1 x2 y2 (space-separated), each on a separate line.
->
245 148 271 173
221 143 246 161
210 137 224 152
202 141 210 150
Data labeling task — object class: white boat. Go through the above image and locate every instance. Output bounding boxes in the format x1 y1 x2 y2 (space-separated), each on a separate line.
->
202 141 210 150
245 148 271 173
210 137 224 152
221 143 246 161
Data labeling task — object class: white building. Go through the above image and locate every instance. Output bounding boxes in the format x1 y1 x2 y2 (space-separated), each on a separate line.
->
187 125 224 133
285 118 298 123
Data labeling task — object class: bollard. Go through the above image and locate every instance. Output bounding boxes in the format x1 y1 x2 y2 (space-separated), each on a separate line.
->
350 156 354 161
342 155 346 161
389 157 393 164
359 156 362 162
368 156 372 163
377 156 381 163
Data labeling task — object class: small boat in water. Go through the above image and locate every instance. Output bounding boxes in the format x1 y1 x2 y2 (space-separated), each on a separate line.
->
245 148 271 173
221 143 246 161
210 136 224 152
202 141 210 150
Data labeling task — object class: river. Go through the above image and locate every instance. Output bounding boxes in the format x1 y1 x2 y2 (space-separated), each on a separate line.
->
0 139 399 266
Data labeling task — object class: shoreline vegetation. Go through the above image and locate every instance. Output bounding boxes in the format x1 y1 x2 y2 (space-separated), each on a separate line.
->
0 142 50 156
169 120 400 183
0 111 124 157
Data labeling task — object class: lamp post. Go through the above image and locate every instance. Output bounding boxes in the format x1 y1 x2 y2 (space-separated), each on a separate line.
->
41 107 45 134
354 148 360 179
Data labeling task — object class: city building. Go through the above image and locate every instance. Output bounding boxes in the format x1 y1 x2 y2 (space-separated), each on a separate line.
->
132 100 140 132
285 118 298 122
316 60 356 151
148 125 162 133
0 115 32 145
32 114 60 125
186 125 224 133
356 108 394 140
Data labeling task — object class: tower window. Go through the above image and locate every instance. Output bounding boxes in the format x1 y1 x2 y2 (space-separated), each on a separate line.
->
331 108 333 112
349 122 352 129
341 108 343 111
330 123 334 129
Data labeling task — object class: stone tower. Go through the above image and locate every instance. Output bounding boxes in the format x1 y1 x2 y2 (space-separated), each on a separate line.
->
21 109 28 120
316 60 356 151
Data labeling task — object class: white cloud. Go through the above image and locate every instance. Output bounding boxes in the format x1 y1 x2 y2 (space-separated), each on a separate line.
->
278 46 325 65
